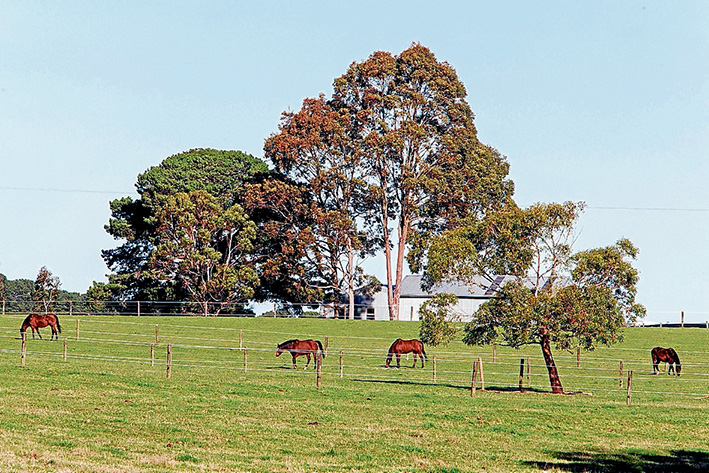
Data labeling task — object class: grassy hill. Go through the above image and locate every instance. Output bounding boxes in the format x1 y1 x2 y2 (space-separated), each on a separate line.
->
1 315 708 472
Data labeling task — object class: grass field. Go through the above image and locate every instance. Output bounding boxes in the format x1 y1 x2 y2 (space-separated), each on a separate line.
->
1 314 708 472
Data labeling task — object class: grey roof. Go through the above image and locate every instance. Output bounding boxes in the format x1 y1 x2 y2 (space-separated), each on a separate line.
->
399 274 516 298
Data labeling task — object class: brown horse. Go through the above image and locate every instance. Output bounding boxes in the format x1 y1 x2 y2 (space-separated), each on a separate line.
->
276 339 325 369
20 313 62 341
651 347 681 376
385 338 427 368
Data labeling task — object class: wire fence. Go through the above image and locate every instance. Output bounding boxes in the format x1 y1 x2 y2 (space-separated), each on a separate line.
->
3 314 708 404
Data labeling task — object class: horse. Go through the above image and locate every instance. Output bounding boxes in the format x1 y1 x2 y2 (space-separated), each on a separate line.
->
651 347 681 376
385 338 427 368
20 313 62 341
276 339 326 370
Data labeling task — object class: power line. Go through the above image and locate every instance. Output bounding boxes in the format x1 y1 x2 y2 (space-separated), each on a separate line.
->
0 186 134 195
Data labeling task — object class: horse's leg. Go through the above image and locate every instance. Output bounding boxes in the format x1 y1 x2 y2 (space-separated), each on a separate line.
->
419 351 425 369
35 327 41 340
304 353 311 370
396 353 401 369
411 352 417 368
291 353 297 369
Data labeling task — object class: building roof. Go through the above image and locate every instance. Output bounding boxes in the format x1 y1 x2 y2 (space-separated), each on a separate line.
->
399 274 517 298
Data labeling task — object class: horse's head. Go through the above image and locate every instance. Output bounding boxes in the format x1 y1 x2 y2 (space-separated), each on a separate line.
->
676 362 682 376
276 345 283 357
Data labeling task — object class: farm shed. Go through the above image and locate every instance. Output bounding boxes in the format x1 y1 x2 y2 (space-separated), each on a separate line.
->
326 274 515 321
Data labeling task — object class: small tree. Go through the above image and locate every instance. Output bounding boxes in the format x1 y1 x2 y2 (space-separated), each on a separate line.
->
32 266 61 314
418 293 461 347
424 202 645 393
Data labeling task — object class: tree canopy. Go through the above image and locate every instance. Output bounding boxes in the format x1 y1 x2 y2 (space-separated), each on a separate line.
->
422 202 645 393
102 148 268 306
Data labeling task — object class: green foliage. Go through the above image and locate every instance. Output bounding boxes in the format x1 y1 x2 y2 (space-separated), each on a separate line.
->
418 293 461 346
427 201 645 393
147 190 258 315
102 149 268 303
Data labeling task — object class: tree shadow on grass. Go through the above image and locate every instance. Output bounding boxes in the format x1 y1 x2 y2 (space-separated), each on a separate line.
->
351 377 549 393
525 450 709 473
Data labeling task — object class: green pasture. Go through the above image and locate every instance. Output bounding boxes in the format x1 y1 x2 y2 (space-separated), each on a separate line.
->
1 314 708 472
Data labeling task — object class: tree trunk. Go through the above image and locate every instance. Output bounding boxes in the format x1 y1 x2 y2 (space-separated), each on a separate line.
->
540 335 564 394
382 214 397 321
347 239 355 320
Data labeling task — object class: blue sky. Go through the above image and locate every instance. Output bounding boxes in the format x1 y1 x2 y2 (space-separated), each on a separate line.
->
1 2 707 322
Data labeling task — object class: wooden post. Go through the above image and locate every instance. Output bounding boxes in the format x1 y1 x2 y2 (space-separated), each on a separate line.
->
324 336 328 355
21 333 26 367
316 352 322 389
470 361 478 396
155 325 159 345
619 361 624 388
69 300 73 317
239 330 243 349
151 344 155 366
137 301 141 317
526 357 530 386
2 300 5 315
432 355 437 383
706 321 708 329
492 343 497 364
576 347 581 368
76 319 80 341
339 351 343 378
681 311 685 328
478 357 484 391
63 339 67 361
166 344 172 379
203 301 208 317
243 348 248 373
410 306 414 321
626 370 633 405
519 358 525 392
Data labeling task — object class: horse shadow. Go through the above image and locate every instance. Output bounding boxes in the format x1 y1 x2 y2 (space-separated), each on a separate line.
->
525 449 709 472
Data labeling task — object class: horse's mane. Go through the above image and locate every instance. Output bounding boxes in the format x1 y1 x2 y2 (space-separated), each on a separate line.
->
278 339 299 348
669 347 681 364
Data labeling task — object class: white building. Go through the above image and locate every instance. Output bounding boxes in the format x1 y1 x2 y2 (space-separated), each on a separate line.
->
327 274 514 321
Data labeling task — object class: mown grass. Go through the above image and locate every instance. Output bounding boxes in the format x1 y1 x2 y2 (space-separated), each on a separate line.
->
1 315 708 472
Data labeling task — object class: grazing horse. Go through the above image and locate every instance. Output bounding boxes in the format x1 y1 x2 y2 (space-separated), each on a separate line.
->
276 339 325 369
20 313 62 341
385 338 427 368
651 347 682 376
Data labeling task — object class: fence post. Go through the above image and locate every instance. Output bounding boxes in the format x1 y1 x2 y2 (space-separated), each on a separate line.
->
155 325 159 345
470 360 478 396
432 355 437 383
69 301 73 317
166 344 172 379
316 352 322 389
21 333 26 367
619 361 624 388
2 300 5 315
626 370 633 405
324 336 329 356
76 319 80 341
478 357 485 391
493 343 497 364
681 311 685 328
137 301 141 317
526 357 530 386
576 347 581 368
239 330 243 349
63 339 67 361
339 351 343 378
151 344 155 366
243 348 248 373
203 301 208 317
519 358 525 392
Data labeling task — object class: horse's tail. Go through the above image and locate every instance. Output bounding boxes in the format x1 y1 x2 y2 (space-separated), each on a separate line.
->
316 340 326 358
54 314 62 334
420 342 427 361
